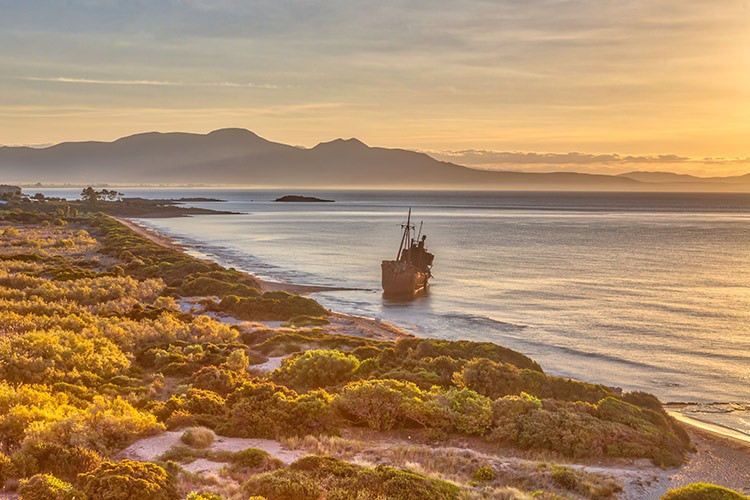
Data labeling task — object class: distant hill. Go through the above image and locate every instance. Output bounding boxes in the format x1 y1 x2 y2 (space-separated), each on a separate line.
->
618 171 709 183
619 171 750 186
1 128 749 191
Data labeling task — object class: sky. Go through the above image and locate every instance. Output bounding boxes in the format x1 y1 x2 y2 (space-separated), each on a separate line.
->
1 0 749 175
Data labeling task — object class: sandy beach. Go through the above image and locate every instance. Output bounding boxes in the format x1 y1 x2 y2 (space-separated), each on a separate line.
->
659 425 750 496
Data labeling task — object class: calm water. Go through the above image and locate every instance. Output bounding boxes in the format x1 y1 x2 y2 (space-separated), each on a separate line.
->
40 189 750 435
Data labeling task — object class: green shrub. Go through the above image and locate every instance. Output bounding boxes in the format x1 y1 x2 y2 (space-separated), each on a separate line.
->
350 345 382 360
158 389 226 424
283 315 329 327
225 349 250 372
18 473 75 500
0 329 130 385
490 394 688 466
472 465 495 482
243 468 321 500
392 337 542 371
222 382 336 438
285 390 338 436
0 452 12 487
221 383 293 438
180 427 215 448
180 275 260 299
442 387 493 434
454 357 614 403
551 466 579 490
158 445 200 464
78 460 179 500
217 293 327 321
186 493 224 500
11 442 103 483
403 387 493 434
272 349 360 391
661 483 748 500
249 329 385 357
335 379 424 430
227 448 283 473
230 448 273 469
187 365 245 396
244 456 461 500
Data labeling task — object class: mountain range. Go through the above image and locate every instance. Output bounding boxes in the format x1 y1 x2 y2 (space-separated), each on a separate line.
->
1 128 749 191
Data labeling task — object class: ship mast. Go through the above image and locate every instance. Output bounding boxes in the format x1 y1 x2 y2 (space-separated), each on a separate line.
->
396 208 414 262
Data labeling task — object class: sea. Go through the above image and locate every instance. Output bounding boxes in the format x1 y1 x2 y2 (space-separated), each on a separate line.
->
38 188 750 437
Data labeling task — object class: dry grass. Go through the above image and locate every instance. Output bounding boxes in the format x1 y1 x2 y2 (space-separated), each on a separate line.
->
181 427 216 448
279 433 622 499
176 470 245 500
279 434 367 460
466 487 533 500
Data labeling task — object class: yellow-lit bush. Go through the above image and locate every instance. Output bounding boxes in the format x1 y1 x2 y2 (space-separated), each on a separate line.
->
18 473 76 500
78 460 179 500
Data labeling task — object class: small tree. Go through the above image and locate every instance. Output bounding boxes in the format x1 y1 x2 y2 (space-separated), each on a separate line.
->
80 186 99 203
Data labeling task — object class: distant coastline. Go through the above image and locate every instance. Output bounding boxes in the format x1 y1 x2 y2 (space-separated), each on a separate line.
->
3 129 750 191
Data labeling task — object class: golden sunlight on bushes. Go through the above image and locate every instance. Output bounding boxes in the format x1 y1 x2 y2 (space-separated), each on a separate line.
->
0 209 699 499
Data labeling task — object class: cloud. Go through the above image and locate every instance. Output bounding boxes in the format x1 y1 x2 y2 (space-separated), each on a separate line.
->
21 76 286 89
426 149 750 176
431 150 692 166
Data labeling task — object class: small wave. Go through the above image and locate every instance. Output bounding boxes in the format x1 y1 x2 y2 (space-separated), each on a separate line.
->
650 380 684 388
543 343 683 374
439 312 527 330
665 402 750 414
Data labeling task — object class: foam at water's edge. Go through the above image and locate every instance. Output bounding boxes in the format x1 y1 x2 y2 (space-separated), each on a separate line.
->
667 411 750 446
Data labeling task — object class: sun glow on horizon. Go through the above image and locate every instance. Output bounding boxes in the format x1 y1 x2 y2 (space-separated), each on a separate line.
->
1 1 749 175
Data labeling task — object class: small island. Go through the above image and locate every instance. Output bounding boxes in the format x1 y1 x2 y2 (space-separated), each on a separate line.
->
274 195 334 203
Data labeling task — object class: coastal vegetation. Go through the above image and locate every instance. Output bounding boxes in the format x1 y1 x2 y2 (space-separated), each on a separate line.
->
0 196 729 499
661 483 749 500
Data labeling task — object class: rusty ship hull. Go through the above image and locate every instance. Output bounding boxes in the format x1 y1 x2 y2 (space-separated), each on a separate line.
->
381 260 430 296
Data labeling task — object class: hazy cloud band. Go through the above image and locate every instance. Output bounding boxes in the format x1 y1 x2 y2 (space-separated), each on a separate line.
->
22 77 286 89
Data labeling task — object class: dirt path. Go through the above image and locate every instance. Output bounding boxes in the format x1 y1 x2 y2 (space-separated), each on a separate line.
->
119 430 305 475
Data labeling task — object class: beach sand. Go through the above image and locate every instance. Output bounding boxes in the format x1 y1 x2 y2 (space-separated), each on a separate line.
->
659 424 750 497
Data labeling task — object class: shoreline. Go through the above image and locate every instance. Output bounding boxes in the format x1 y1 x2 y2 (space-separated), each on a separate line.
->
115 214 750 495
115 216 411 341
668 411 750 450
116 216 364 296
117 217 750 443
